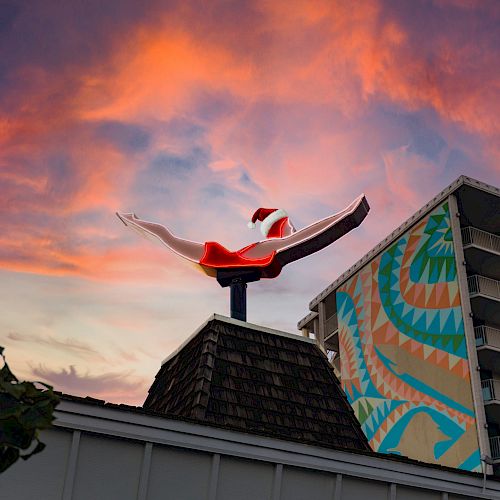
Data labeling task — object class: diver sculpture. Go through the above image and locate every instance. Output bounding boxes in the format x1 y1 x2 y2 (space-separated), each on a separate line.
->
117 194 369 321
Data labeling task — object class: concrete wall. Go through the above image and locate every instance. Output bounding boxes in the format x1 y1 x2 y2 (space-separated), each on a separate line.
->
1 399 498 499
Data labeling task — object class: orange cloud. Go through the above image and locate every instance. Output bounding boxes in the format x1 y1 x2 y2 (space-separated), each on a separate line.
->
0 0 497 285
0 0 497 409
77 29 255 123
0 227 195 283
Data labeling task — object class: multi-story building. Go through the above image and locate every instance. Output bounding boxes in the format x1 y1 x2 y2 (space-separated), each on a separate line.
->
298 175 500 474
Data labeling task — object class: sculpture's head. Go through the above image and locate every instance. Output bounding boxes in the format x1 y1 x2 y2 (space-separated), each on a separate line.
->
247 207 296 238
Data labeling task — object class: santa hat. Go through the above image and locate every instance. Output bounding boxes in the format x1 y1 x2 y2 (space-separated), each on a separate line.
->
248 207 289 238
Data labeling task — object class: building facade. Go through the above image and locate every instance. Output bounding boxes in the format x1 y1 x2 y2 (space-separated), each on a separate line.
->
2 395 499 499
298 176 500 474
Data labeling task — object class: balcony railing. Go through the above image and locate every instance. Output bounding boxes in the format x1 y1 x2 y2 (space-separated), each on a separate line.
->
462 226 500 255
475 325 500 349
468 275 500 300
491 436 500 460
481 379 500 401
325 312 338 337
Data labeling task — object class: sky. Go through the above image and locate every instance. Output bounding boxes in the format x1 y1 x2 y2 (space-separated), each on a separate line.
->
0 0 498 405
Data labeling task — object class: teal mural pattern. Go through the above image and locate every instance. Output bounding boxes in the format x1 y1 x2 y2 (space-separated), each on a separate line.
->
337 202 480 471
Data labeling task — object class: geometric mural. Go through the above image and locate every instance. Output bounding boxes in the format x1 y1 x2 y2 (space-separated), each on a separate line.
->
337 201 481 471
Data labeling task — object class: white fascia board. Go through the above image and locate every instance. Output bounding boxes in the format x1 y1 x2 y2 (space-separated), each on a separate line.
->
303 175 500 314
297 311 319 330
53 399 500 499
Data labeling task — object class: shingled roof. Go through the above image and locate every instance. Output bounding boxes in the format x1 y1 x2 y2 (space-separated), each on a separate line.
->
143 314 370 453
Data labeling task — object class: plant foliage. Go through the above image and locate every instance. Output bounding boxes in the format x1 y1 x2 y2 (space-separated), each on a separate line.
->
0 346 60 473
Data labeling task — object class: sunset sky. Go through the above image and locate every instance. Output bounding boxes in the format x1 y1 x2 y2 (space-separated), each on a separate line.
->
1 0 498 405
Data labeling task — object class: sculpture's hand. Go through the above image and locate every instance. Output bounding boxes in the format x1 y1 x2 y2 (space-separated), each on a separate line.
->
116 211 205 263
116 212 138 226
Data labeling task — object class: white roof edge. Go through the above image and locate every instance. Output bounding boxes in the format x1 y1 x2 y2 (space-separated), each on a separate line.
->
300 175 499 317
54 399 500 497
210 314 316 344
162 313 315 366
297 310 319 330
161 314 216 366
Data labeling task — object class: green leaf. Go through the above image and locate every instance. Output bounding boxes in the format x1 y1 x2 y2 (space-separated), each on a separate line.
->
0 393 23 419
0 417 35 449
0 446 19 473
0 379 26 399
19 399 56 429
0 346 60 473
0 363 18 384
20 382 39 398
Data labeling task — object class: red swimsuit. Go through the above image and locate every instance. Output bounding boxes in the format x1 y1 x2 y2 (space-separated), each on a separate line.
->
199 242 276 268
198 216 289 278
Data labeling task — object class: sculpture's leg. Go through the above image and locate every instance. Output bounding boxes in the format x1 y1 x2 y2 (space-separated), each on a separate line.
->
230 279 247 321
116 212 205 262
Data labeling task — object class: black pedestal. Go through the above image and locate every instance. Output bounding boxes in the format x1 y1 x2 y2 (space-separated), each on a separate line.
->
216 268 262 321
230 280 247 321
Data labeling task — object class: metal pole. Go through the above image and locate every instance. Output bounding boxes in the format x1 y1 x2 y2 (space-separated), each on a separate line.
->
230 279 247 321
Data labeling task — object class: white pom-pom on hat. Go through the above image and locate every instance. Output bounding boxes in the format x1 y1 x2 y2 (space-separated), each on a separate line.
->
247 207 289 238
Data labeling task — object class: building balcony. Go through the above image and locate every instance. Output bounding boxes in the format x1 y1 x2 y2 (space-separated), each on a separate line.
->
482 379 500 402
324 312 339 351
468 275 500 300
462 227 500 281
462 227 500 255
476 325 500 348
468 275 500 326
490 436 500 461
482 379 500 424
476 325 500 371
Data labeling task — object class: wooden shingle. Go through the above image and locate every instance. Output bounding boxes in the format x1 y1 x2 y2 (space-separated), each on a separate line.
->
143 317 370 453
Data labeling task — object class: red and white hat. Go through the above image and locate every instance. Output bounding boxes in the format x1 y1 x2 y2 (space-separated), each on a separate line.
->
248 207 289 238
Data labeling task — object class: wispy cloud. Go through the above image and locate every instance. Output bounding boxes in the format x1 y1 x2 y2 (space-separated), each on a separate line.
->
31 364 149 405
7 332 106 361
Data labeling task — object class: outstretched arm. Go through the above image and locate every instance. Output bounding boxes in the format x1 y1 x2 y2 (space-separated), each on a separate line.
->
241 194 369 259
116 213 205 263
278 194 367 248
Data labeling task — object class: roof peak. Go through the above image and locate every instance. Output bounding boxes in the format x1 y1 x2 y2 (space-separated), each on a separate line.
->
162 314 314 366
145 317 370 453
